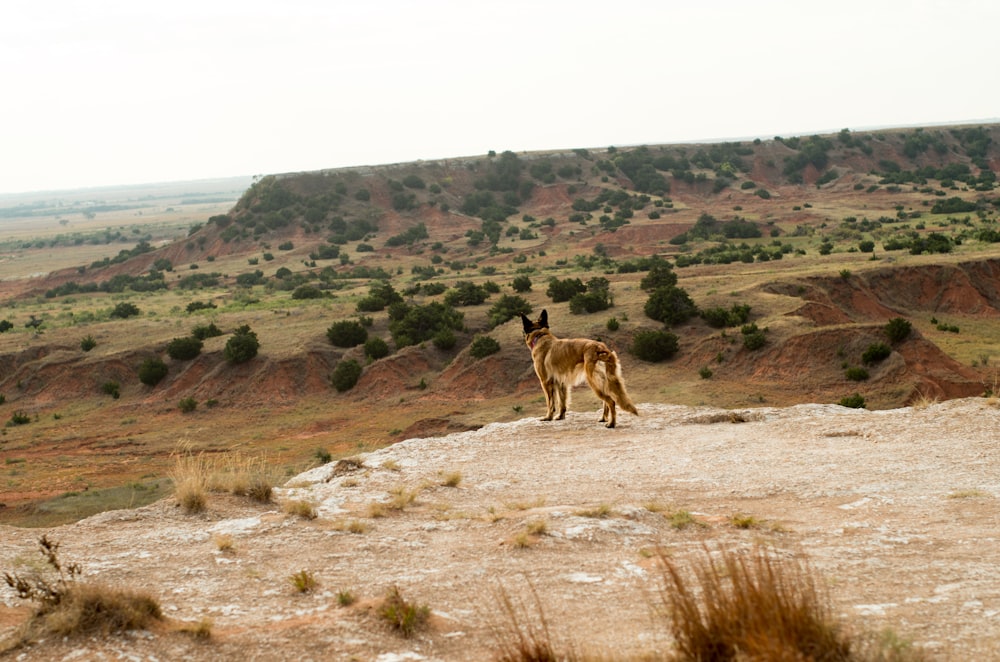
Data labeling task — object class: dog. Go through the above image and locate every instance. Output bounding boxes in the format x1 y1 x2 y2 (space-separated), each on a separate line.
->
520 309 638 428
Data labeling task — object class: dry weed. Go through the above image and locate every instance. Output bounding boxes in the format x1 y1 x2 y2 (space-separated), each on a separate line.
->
379 585 430 638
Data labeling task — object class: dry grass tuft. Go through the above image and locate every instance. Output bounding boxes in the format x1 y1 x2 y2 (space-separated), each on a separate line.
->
284 499 318 520
169 449 210 514
170 447 278 512
654 544 922 662
440 470 463 487
490 582 578 662
379 585 430 638
576 503 613 519
213 533 235 553
179 617 213 641
3 536 162 644
289 570 318 594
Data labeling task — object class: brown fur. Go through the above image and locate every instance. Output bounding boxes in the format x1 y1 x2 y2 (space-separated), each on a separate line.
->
520 310 638 428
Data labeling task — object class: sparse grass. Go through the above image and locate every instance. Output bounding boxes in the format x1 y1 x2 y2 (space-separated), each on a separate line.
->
289 570 318 594
387 484 420 511
504 497 547 511
576 503 613 518
730 513 763 529
379 585 430 638
667 510 706 530
284 499 318 520
947 489 991 499
333 518 370 534
381 459 401 472
179 618 213 641
490 582 578 662
337 590 356 607
367 502 387 519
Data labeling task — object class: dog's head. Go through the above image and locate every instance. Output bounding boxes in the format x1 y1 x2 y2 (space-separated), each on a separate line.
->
520 309 549 335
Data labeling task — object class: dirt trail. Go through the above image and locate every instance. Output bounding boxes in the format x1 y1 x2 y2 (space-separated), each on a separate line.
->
2 398 999 660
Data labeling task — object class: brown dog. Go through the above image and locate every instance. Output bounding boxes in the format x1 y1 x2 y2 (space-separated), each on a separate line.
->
520 310 638 428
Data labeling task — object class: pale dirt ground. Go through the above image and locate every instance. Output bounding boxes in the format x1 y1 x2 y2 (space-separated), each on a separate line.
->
2 397 999 661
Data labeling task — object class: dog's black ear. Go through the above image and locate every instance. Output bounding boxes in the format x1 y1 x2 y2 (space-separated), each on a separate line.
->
520 313 534 335
539 309 549 329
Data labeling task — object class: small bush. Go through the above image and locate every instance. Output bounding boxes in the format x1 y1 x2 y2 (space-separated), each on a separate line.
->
741 323 767 350
488 294 531 329
191 322 223 340
469 335 501 359
845 366 869 381
109 302 140 319
432 328 457 351
102 381 121 399
884 317 912 343
224 325 259 364
511 275 532 292
166 336 203 361
80 335 97 352
327 320 368 348
178 397 198 413
839 393 867 409
137 357 168 386
631 329 679 362
9 410 32 426
862 342 891 365
364 337 391 361
699 366 713 379
606 317 620 331
331 359 363 392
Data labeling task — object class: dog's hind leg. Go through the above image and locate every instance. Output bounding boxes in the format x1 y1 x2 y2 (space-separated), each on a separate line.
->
585 354 618 428
542 379 556 421
555 381 569 420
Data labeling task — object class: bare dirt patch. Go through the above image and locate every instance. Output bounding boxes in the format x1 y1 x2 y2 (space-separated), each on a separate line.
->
2 398 999 660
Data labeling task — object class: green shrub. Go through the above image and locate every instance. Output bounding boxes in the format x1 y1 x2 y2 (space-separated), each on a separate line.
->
488 295 531 329
364 337 391 361
80 335 97 352
138 357 168 386
644 286 697 326
389 302 464 348
469 335 501 359
432 329 457 351
331 359 363 392
701 304 751 328
224 325 259 364
606 317 620 331
741 323 767 350
192 323 223 340
631 329 679 362
9 410 31 425
291 285 324 300
839 393 866 409
178 397 198 413
0 319 13 333
845 366 870 381
109 302 140 319
444 281 489 307
546 277 586 303
884 317 912 343
102 381 121 399
326 320 368 348
166 336 203 361
511 275 532 293
862 342 891 364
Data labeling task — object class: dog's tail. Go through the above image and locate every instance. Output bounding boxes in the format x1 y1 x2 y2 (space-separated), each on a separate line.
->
596 347 639 416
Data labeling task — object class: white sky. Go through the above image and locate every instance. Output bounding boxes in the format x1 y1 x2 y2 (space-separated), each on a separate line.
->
2 0 998 194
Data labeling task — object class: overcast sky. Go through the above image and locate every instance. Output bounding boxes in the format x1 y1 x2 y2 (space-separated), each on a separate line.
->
2 0 998 194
